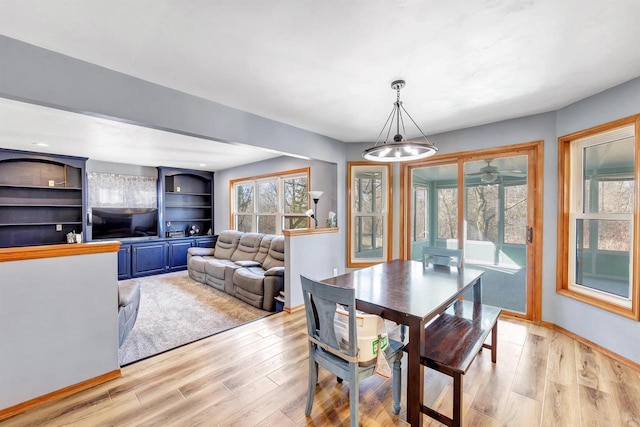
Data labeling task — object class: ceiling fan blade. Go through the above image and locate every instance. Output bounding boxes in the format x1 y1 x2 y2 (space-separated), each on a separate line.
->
497 171 526 177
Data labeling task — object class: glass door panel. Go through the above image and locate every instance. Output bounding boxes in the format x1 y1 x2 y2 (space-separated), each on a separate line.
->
464 155 528 314
409 163 459 260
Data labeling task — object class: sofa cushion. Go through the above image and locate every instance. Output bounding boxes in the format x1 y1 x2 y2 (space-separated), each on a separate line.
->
254 234 274 265
234 266 269 295
204 258 236 281
188 255 209 273
262 235 285 271
213 230 243 259
231 233 264 262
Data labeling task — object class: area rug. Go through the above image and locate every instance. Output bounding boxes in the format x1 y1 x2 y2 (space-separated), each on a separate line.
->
118 271 269 366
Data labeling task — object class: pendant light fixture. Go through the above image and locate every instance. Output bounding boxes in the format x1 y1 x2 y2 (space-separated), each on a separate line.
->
362 80 438 162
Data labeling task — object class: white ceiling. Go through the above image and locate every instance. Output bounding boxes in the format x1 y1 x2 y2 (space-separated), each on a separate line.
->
1 0 640 166
0 98 282 171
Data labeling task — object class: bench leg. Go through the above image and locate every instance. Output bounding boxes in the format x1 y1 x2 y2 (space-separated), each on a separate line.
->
453 372 463 427
491 321 498 363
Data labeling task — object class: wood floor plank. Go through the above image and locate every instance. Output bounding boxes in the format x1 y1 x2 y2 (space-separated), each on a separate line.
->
3 310 640 427
499 391 542 427
253 409 297 427
547 330 577 386
578 384 622 427
470 340 522 418
576 341 616 394
512 333 549 401
611 383 640 427
225 333 308 391
541 380 580 427
216 374 308 426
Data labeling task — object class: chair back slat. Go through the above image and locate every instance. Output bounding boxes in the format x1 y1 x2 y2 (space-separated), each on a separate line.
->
301 275 358 358
422 246 463 268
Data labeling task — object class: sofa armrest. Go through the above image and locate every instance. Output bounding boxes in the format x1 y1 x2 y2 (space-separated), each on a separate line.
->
235 260 261 267
188 247 215 257
264 266 284 277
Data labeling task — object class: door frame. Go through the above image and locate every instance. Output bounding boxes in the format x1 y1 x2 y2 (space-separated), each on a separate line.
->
400 140 543 322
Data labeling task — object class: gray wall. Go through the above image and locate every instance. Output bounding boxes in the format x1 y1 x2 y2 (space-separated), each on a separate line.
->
214 156 337 232
0 251 119 409
554 77 640 363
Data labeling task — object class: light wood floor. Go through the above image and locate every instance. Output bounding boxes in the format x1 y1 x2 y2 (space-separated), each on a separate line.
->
2 310 640 426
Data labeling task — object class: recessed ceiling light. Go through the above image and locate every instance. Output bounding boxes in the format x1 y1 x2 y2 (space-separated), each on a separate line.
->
33 142 49 147
199 163 206 167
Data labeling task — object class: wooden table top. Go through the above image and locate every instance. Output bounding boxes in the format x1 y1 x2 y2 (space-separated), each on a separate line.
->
321 259 485 324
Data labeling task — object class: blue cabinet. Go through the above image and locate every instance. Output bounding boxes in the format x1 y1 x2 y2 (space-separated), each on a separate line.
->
117 244 132 280
118 236 216 278
167 239 195 272
195 236 217 248
132 241 168 278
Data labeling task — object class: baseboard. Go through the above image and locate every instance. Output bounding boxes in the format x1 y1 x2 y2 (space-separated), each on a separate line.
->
284 304 304 313
0 369 121 422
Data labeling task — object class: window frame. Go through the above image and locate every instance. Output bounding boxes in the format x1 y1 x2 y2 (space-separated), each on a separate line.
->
230 168 310 234
556 114 640 320
347 162 392 267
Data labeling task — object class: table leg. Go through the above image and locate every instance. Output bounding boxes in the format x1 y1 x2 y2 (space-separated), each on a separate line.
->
406 319 424 427
473 276 483 304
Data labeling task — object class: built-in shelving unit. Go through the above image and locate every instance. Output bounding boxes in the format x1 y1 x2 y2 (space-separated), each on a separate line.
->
0 149 87 248
158 167 214 238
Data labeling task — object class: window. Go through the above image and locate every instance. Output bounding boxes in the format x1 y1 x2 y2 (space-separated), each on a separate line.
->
557 116 639 319
230 168 309 234
347 163 391 267
437 186 458 240
413 184 429 242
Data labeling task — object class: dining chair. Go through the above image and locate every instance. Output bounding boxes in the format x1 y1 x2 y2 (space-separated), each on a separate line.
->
400 246 464 341
300 275 403 427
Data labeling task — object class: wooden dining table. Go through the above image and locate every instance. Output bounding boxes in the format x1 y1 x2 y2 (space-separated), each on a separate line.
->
321 259 484 427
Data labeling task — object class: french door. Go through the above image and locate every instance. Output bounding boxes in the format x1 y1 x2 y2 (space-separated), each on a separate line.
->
403 142 542 320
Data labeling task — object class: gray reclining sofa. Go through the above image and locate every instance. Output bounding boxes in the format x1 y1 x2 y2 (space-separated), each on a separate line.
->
187 230 285 311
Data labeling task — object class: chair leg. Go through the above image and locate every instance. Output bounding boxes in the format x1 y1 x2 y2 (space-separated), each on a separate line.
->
349 363 359 427
305 358 318 416
392 359 401 414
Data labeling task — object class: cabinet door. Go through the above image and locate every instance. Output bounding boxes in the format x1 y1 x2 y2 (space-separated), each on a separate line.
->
117 244 132 280
196 236 217 248
132 242 167 277
168 240 194 271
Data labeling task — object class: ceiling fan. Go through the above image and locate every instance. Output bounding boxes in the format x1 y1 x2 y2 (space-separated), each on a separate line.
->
466 159 526 183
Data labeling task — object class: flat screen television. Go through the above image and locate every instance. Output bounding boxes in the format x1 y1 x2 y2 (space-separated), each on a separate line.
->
91 207 158 240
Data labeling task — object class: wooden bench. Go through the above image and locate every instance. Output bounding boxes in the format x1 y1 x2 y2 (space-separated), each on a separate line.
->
420 300 501 427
